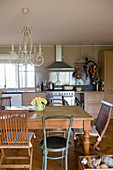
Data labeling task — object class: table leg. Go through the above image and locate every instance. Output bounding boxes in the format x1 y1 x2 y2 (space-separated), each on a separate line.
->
83 120 91 155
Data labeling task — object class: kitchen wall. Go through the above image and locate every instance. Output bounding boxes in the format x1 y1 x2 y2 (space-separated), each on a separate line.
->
35 45 113 72
0 45 113 69
0 45 113 88
36 71 91 87
34 45 113 86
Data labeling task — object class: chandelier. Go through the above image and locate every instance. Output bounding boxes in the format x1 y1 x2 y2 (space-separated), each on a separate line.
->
9 8 44 66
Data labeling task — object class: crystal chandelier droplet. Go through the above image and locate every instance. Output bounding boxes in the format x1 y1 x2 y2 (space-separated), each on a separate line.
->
9 8 44 66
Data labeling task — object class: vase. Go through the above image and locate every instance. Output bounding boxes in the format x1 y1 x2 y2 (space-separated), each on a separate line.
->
36 104 45 111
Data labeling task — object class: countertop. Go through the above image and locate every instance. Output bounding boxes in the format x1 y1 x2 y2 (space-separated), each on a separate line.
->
2 91 46 94
1 90 104 94
83 91 104 92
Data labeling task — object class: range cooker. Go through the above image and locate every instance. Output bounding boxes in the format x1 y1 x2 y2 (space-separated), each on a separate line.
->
46 91 75 105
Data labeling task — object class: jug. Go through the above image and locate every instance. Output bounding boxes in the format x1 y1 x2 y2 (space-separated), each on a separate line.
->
48 81 54 90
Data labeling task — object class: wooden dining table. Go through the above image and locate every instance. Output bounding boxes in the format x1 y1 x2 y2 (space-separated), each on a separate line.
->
5 105 94 155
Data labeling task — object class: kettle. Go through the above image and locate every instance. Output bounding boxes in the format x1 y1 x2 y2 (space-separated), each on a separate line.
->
48 81 54 90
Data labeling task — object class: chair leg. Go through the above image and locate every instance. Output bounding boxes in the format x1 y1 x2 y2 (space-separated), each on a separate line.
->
42 155 44 170
1 149 8 163
28 148 31 157
30 147 33 170
93 140 101 150
44 151 47 170
0 155 3 170
65 150 68 170
61 151 64 168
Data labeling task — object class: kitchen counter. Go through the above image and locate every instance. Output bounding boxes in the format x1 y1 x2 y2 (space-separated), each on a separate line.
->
46 90 104 92
84 91 104 92
2 92 23 94
46 89 74 91
2 90 104 94
2 91 46 94
2 92 46 106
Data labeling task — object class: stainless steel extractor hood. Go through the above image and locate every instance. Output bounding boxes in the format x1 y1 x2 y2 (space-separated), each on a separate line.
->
46 45 74 71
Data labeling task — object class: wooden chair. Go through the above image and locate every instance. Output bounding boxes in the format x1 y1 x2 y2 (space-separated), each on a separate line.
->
0 97 11 107
73 100 113 152
0 110 35 170
47 98 68 106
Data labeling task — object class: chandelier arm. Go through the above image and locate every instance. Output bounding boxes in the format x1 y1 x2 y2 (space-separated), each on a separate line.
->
28 30 33 55
9 8 44 66
35 53 44 66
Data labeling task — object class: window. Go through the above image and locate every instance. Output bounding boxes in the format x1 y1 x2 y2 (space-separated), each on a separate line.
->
0 64 35 88
5 64 18 88
0 64 5 88
19 65 35 88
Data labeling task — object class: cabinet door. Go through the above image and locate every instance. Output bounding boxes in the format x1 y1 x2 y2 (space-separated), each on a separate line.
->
99 51 113 118
84 92 104 103
22 93 46 106
98 51 105 81
104 51 113 103
84 92 104 118
85 103 101 118
2 94 22 106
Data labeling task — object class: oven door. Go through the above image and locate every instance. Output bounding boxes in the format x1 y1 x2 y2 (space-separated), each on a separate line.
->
46 94 63 106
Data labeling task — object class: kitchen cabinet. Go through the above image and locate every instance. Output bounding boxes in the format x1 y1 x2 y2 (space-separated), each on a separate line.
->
22 92 46 106
2 93 22 106
98 51 113 103
84 92 104 118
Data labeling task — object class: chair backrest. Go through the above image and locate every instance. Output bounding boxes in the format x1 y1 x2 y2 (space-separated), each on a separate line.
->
47 99 68 106
42 116 73 149
94 100 113 139
0 97 11 106
0 110 29 146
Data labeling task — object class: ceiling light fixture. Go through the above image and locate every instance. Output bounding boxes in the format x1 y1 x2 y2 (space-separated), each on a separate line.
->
9 8 44 66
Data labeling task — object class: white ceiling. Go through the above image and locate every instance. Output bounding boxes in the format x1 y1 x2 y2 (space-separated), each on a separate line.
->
0 0 113 45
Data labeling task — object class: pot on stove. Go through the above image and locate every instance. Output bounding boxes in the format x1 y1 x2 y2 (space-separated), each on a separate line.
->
48 81 54 90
